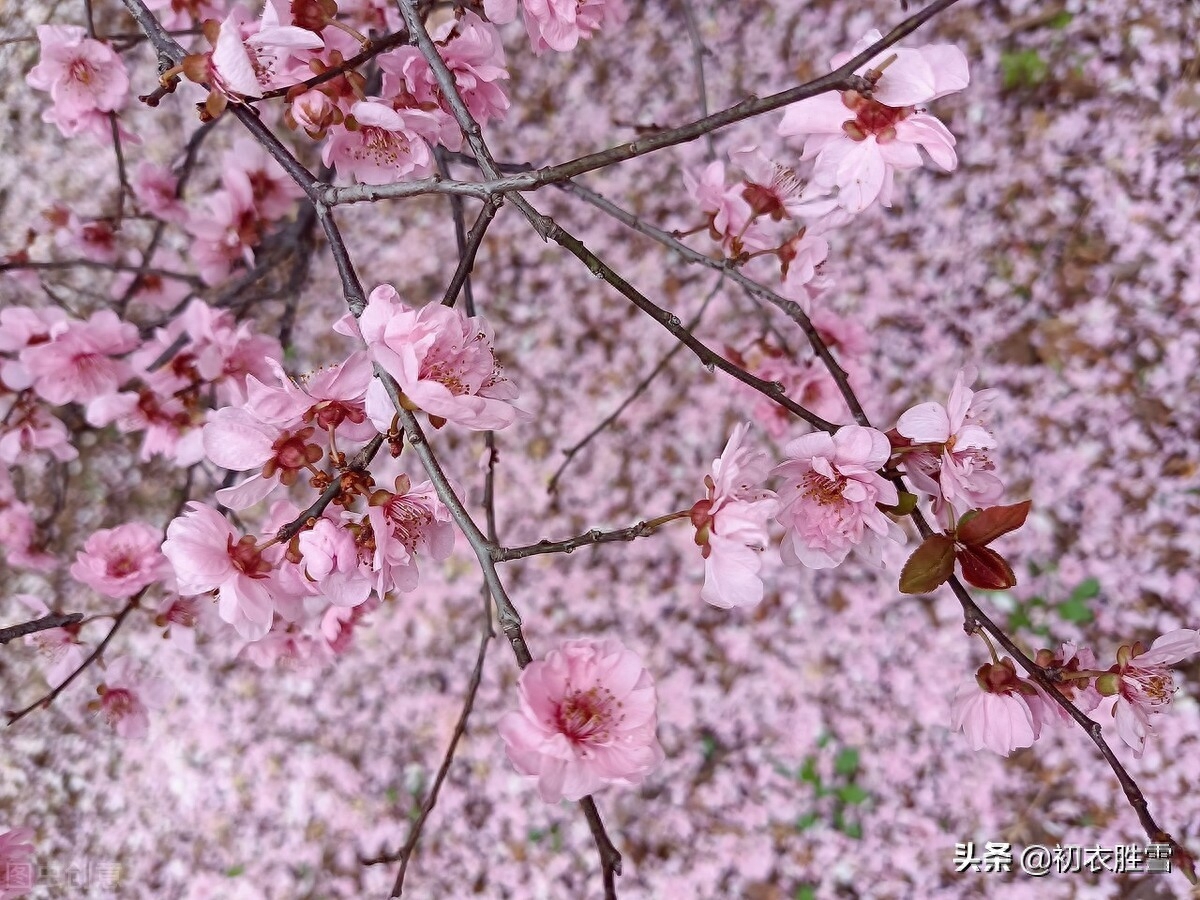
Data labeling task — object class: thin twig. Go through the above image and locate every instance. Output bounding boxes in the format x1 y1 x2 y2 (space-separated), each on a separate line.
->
494 512 690 562
6 593 143 726
677 0 715 158
0 613 84 646
273 434 385 545
547 274 722 493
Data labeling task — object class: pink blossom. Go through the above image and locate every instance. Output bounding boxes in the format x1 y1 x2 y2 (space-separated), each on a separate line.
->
0 307 67 391
689 424 779 609
69 522 168 598
951 658 1044 756
895 368 1003 515
89 656 173 739
19 310 139 406
203 408 325 509
778 30 968 213
130 161 186 224
321 101 441 185
288 89 341 138
379 12 510 140
145 0 224 30
25 25 129 138
0 403 78 464
162 502 279 640
366 474 454 594
497 637 664 802
0 827 36 899
186 183 261 286
683 161 772 257
243 352 374 441
221 139 304 221
1099 629 1200 758
85 389 200 464
297 518 373 608
15 594 84 688
730 146 808 221
772 425 902 568
353 283 522 430
520 0 628 54
55 216 119 264
198 6 323 101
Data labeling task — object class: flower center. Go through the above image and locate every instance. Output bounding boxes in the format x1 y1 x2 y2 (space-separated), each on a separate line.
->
556 685 618 745
801 469 846 506
105 552 139 579
840 90 912 142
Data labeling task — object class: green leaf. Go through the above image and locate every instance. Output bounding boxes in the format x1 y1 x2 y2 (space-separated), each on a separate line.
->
1001 50 1049 90
1048 10 1073 28
226 866 245 878
899 534 956 594
795 887 817 900
842 821 864 840
1070 577 1101 603
798 756 820 786
956 500 1032 546
833 747 859 778
837 784 870 805
795 812 820 831
1058 596 1094 624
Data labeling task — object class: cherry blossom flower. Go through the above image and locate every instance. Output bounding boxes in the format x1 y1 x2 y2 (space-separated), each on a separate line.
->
0 307 67 390
185 6 324 105
221 139 304 221
683 161 772 257
515 0 629 54
778 29 969 214
0 827 36 899
162 502 280 640
951 658 1044 756
379 12 510 141
772 425 902 568
287 88 342 138
895 368 1003 515
20 309 139 406
89 656 173 739
351 283 523 430
689 424 779 609
15 594 84 688
321 101 441 184
186 181 261 286
366 474 454 594
497 637 664 803
729 146 808 221
1098 629 1200 758
298 518 373 608
243 352 374 441
202 407 324 509
25 25 129 139
69 522 169 598
0 403 78 464
130 161 187 224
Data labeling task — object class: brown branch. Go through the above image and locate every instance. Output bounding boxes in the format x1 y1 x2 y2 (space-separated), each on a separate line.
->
273 434 385 545
547 274 722 493
6 592 143 726
493 512 691 562
0 613 84 646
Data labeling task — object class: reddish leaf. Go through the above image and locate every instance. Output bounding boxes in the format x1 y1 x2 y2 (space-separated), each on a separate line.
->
899 534 956 594
957 544 1017 590
956 500 1032 547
